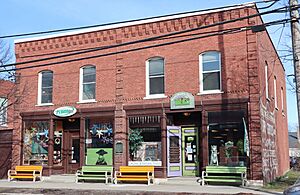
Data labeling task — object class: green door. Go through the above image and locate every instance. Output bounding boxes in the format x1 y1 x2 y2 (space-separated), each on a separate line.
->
182 127 198 176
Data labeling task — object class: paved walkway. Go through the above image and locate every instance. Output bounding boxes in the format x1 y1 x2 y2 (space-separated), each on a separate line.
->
0 175 281 195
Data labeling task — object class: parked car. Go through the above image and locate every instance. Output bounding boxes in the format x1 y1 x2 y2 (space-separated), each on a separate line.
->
284 178 300 195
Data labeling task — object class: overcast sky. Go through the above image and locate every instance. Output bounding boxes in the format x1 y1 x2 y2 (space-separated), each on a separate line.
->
0 0 297 129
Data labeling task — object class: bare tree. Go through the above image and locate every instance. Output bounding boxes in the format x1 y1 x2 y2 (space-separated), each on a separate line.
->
0 39 17 127
0 39 30 128
0 38 15 80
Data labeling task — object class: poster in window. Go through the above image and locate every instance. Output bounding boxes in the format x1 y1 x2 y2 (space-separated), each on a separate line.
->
88 122 113 148
86 148 113 165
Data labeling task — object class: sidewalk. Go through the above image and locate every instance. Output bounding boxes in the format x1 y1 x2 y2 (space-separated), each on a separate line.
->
0 175 281 195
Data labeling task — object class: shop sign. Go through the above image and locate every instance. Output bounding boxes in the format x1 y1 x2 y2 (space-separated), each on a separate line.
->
54 106 77 117
170 92 195 110
128 161 162 166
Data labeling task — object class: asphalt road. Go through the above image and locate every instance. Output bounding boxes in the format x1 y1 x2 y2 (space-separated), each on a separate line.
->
0 188 260 195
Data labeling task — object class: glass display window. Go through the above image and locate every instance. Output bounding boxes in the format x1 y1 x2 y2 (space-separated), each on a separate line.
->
128 115 162 166
23 121 49 165
208 111 248 167
84 118 113 166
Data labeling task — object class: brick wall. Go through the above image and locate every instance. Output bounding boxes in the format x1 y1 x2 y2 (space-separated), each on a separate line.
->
257 23 289 183
13 5 289 182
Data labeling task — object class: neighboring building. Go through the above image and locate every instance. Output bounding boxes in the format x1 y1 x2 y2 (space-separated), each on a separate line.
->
0 80 14 178
288 132 300 157
13 3 289 184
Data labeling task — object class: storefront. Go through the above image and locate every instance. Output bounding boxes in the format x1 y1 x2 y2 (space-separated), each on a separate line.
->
21 106 115 175
20 92 249 178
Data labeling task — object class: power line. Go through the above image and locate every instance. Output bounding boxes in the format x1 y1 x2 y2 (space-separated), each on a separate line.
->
0 4 293 69
0 17 294 73
0 2 276 39
257 0 280 9
0 28 248 72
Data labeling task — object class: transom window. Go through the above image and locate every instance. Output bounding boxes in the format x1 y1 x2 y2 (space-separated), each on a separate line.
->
146 57 165 96
0 97 8 126
200 51 221 93
38 71 53 104
80 65 96 101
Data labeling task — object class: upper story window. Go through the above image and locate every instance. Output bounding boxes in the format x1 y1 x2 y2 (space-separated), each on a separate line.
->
80 65 96 102
38 71 53 105
274 76 278 109
199 51 221 93
0 97 8 126
265 62 269 100
281 87 285 113
146 57 165 97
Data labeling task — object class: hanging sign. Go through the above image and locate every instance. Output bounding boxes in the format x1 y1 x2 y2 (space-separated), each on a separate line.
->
170 92 195 110
54 106 77 117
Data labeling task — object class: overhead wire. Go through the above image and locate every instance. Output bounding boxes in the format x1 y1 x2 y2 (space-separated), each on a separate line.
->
257 0 280 9
0 3 258 39
0 17 295 73
0 1 282 39
0 4 294 70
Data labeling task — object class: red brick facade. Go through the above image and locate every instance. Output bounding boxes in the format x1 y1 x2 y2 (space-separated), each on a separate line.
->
13 3 289 184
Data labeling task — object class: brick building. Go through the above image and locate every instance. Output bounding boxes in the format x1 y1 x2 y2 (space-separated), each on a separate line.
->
13 3 289 184
0 80 15 178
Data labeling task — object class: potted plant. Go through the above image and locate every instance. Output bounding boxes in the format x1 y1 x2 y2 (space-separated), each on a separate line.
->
128 128 143 160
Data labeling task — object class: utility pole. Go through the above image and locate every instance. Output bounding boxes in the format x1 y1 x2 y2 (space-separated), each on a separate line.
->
290 0 300 139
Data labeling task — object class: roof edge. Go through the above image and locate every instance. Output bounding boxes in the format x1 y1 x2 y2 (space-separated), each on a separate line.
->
14 2 255 44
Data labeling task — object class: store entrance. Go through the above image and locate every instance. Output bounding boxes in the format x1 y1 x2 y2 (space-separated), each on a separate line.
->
64 130 80 174
182 127 198 176
167 112 201 177
59 118 80 174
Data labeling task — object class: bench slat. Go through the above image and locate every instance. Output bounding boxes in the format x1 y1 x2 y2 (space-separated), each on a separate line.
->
117 178 149 181
204 179 243 182
204 176 242 179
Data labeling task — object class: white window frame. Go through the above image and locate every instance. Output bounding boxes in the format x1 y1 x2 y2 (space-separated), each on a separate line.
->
274 76 278 109
199 51 222 94
0 97 8 126
281 87 285 113
145 57 167 99
265 63 269 100
37 71 54 106
79 65 96 103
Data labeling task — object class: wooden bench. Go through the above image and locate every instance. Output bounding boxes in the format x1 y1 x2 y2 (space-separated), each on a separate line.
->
201 166 247 186
7 165 43 182
76 166 113 184
114 166 154 185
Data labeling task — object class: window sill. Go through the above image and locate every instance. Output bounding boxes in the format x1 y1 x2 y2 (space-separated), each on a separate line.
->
36 103 54 107
77 99 97 104
197 91 223 95
144 94 167 99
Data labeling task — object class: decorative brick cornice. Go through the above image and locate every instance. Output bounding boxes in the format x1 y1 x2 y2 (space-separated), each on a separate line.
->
16 7 252 57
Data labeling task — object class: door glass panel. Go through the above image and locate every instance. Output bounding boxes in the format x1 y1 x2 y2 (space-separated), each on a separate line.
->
71 138 80 163
169 136 180 163
53 130 63 166
184 135 197 163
